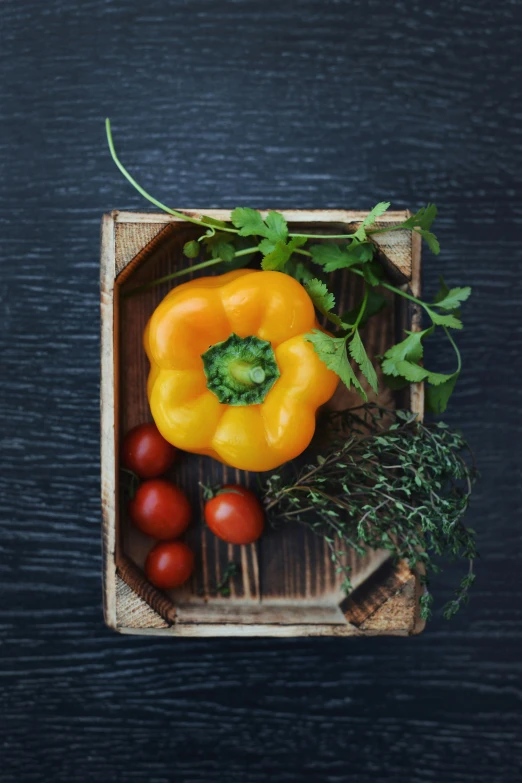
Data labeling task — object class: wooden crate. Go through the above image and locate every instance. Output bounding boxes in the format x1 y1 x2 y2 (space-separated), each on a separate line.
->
100 209 424 637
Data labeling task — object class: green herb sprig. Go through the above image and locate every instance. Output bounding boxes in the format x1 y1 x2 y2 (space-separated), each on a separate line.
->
262 404 478 620
215 562 241 597
106 119 470 413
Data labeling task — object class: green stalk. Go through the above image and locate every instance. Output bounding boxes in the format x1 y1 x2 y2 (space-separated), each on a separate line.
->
366 225 405 235
288 225 400 242
288 231 358 240
106 119 239 234
443 326 462 374
123 246 259 297
381 281 431 314
352 284 369 330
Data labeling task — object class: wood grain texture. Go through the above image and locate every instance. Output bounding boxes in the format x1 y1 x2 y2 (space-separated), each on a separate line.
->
104 209 421 635
1 0 522 779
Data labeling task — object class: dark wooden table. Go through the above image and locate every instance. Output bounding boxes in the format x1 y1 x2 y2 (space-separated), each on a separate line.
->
2 1 521 780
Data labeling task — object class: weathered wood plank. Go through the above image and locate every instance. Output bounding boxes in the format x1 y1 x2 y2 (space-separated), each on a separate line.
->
100 214 118 630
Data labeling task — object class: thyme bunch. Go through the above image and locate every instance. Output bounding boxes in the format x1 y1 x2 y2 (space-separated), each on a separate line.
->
262 405 478 620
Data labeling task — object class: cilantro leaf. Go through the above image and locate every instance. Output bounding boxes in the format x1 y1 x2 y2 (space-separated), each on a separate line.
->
305 330 367 400
433 276 467 322
214 239 235 262
305 278 336 314
402 204 438 231
309 240 374 272
392 360 429 383
351 242 375 263
425 373 459 414
348 329 379 392
372 204 440 255
260 241 289 270
416 229 440 255
416 203 438 230
433 286 471 311
231 208 289 243
264 211 288 241
403 205 440 254
202 231 236 262
304 279 344 327
261 236 307 271
425 369 456 386
426 308 463 329
353 201 391 240
258 238 276 255
381 328 434 376
385 358 454 390
382 326 457 404
309 244 357 271
230 207 266 237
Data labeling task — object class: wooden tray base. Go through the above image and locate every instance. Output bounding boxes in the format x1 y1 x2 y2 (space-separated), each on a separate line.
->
101 210 424 637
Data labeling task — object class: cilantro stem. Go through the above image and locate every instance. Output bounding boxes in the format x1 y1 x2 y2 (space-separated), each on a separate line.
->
288 226 403 241
380 281 432 315
366 224 406 236
443 326 462 374
124 246 259 296
106 119 239 235
288 231 358 240
352 284 369 330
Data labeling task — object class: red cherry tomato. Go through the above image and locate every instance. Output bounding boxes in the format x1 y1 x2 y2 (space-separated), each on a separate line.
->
121 422 177 479
145 541 194 589
204 484 264 545
128 479 191 539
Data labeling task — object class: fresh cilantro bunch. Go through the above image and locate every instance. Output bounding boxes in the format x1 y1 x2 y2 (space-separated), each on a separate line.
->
225 201 468 414
106 119 470 414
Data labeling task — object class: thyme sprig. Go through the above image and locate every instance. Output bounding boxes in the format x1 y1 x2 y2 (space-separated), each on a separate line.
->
262 404 478 620
215 562 241 597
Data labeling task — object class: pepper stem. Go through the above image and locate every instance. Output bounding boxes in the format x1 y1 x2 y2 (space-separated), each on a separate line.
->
229 362 266 386
202 333 280 406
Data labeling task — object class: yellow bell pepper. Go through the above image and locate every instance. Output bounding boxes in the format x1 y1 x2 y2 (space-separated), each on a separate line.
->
144 269 338 472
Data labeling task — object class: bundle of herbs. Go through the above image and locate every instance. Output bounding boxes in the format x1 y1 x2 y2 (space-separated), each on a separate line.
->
262 405 478 620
